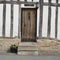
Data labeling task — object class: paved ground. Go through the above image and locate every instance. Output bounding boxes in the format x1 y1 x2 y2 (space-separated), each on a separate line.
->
0 53 60 60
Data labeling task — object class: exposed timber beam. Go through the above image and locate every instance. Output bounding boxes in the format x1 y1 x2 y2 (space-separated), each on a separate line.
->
39 0 43 37
2 0 6 37
43 3 60 7
55 0 58 38
0 1 60 7
18 0 21 38
0 1 38 4
10 0 13 37
47 0 51 37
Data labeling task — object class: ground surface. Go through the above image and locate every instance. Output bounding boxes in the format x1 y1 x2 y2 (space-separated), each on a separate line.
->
0 38 60 55
0 54 60 60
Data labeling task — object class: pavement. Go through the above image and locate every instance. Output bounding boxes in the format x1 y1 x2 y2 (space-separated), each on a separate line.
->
0 52 60 60
0 55 60 60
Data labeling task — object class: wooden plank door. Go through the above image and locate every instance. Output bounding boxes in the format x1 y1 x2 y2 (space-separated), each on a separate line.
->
21 8 37 42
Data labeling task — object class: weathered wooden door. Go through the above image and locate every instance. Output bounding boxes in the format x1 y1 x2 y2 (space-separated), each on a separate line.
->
21 8 37 42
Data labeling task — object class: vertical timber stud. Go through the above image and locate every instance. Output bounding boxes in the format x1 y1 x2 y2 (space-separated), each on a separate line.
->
2 0 6 37
10 0 13 37
47 0 51 38
39 0 43 37
18 0 21 38
55 0 58 38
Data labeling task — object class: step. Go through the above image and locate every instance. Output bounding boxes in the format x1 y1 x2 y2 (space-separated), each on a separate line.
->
19 42 37 46
18 42 38 55
18 46 38 51
18 51 38 55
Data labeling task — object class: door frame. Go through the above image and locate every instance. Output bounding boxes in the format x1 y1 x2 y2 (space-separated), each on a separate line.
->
21 8 37 42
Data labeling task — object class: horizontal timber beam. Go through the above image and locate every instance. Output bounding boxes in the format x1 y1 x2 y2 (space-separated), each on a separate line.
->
0 1 60 7
0 1 38 4
43 3 60 7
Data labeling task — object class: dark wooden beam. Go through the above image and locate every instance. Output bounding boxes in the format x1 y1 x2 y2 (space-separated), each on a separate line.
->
2 0 6 37
43 3 60 7
39 0 43 37
0 1 38 4
55 0 58 38
0 1 60 7
10 0 13 37
47 0 51 37
18 0 21 38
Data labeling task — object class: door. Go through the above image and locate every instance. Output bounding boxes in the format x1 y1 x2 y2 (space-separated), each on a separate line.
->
21 8 37 42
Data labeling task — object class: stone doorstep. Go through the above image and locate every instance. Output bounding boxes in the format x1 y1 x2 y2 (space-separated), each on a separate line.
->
18 41 60 55
18 51 38 55
18 48 38 51
19 42 37 46
18 42 38 55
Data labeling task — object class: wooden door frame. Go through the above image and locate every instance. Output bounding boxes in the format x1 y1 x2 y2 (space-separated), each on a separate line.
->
21 8 37 42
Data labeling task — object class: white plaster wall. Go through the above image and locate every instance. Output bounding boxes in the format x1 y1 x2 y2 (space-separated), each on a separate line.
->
59 0 60 3
51 0 56 3
13 5 19 37
44 0 48 2
42 6 48 37
6 0 10 1
20 0 24 1
20 0 39 2
57 7 60 39
33 0 39 2
50 7 56 38
44 0 56 3
0 4 3 37
5 4 11 37
37 7 39 37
